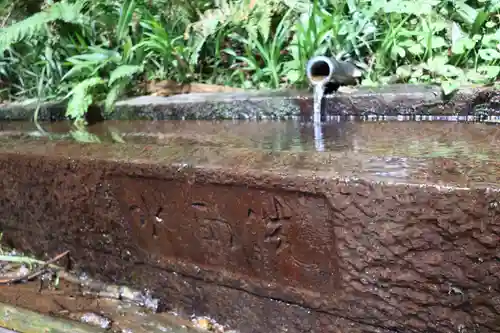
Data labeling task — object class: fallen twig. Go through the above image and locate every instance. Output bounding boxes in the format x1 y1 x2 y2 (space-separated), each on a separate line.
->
0 251 69 285
58 271 159 312
0 249 159 311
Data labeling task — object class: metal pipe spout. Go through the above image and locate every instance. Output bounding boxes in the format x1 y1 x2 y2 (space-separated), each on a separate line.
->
306 56 361 87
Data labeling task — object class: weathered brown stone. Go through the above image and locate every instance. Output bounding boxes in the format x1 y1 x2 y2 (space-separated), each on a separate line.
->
0 120 498 333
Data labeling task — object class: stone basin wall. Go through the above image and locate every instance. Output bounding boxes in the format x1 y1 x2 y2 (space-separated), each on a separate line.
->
0 85 498 333
0 84 500 121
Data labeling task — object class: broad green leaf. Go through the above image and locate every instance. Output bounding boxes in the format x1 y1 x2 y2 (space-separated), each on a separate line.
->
482 32 500 46
472 34 482 42
455 2 478 25
471 10 489 35
396 65 412 78
465 69 489 83
451 37 475 54
60 64 92 81
437 65 463 77
429 19 448 32
476 65 500 78
427 56 449 72
108 65 143 87
441 80 460 95
69 53 111 63
411 67 424 78
285 70 301 83
430 36 448 49
391 45 405 59
408 43 424 55
485 21 496 28
478 48 500 61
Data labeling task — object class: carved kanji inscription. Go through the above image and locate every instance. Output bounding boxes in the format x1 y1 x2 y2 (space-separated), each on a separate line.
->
262 196 292 254
114 177 340 299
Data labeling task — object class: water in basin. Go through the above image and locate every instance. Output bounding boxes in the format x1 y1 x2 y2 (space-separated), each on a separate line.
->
0 119 498 187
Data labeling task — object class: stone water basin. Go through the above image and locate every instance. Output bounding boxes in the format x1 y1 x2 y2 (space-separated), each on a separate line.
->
0 119 498 186
0 119 498 333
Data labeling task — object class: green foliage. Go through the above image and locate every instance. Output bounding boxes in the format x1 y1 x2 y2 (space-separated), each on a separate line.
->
135 18 193 81
0 0 500 125
105 64 143 112
66 77 104 123
223 9 294 88
0 0 89 51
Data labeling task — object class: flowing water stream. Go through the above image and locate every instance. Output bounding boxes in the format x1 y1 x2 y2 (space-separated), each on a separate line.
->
312 83 326 151
312 83 325 124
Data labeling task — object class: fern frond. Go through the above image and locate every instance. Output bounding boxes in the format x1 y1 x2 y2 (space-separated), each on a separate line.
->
104 81 127 114
185 0 307 63
185 0 248 63
0 0 89 51
66 77 104 121
108 64 143 86
46 0 89 23
187 0 249 36
247 3 273 41
280 0 311 13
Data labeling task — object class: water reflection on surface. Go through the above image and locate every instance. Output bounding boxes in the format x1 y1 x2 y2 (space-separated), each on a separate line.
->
0 119 497 156
0 119 498 187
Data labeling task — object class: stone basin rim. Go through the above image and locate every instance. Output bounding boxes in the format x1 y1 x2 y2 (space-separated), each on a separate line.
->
0 83 499 121
0 83 442 107
0 146 498 191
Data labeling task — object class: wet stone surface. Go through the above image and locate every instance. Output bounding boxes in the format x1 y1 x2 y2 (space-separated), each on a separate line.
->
0 119 498 333
1 84 500 121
